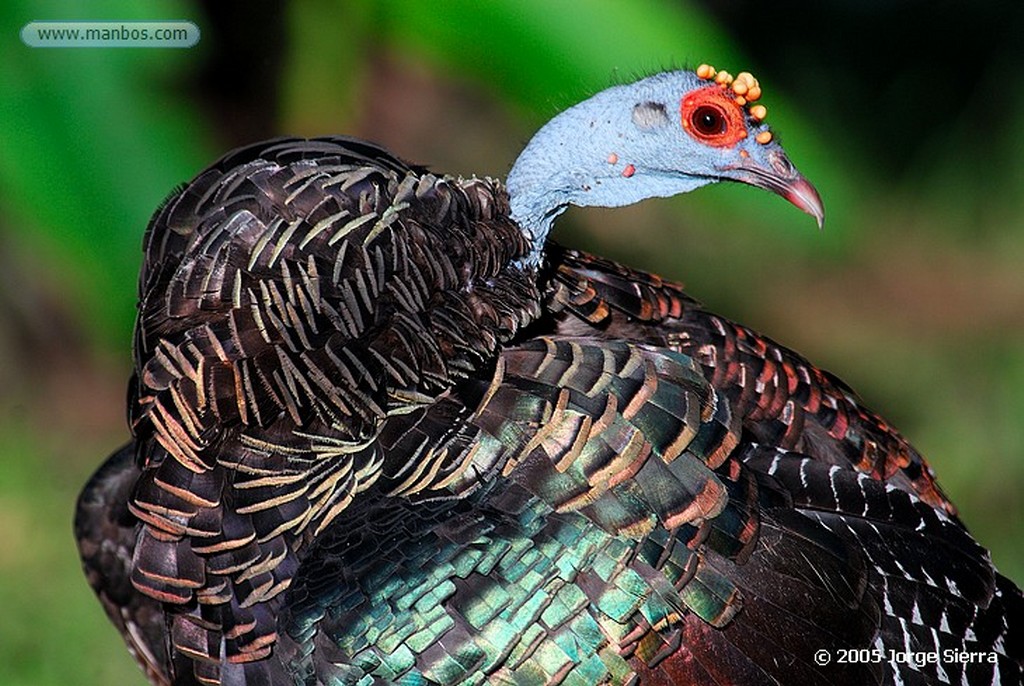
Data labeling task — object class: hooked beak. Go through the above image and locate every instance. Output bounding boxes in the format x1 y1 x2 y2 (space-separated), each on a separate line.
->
727 151 825 229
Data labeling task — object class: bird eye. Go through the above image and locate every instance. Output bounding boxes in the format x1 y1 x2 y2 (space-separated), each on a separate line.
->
680 86 748 147
691 106 726 136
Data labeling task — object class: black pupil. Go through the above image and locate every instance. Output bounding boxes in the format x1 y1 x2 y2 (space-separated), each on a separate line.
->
693 106 725 135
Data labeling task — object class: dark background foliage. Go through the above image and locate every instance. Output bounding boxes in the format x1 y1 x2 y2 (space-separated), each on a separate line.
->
1 1 1021 683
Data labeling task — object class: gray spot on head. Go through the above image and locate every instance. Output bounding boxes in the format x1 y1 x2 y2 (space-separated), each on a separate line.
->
632 101 670 130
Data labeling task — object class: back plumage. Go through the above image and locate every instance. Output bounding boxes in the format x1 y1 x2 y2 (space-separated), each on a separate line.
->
77 66 1022 685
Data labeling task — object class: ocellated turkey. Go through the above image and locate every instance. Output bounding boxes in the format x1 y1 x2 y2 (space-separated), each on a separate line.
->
76 65 1023 685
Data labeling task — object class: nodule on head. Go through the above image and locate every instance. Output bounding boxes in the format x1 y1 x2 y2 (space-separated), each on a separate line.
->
507 65 823 266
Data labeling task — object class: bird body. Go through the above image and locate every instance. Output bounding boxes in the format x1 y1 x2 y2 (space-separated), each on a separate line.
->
77 67 1022 685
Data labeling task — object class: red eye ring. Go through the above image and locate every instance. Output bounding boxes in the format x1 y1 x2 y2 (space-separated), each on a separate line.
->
680 86 748 147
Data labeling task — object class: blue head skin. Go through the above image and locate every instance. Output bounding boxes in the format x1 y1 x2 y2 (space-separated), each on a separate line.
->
506 68 824 267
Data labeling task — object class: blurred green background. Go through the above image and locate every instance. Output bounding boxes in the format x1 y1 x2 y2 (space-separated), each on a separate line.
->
2 1 1022 683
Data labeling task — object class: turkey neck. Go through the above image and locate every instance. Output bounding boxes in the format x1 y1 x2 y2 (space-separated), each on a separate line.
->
506 78 716 268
